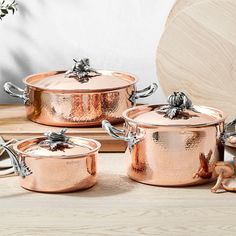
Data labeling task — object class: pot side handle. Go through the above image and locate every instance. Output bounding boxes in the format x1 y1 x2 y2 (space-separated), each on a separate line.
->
3 82 28 104
102 120 139 149
102 120 130 142
129 83 158 104
0 143 32 178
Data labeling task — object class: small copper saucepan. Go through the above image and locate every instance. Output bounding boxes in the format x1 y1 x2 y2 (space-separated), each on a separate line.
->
3 58 158 127
103 92 236 187
0 130 101 193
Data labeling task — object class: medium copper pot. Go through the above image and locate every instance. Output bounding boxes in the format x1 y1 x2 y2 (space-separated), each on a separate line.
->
0 130 101 193
4 58 157 127
103 92 236 186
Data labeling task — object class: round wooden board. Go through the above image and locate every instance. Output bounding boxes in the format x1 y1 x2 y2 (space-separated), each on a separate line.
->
157 0 236 122
166 0 203 27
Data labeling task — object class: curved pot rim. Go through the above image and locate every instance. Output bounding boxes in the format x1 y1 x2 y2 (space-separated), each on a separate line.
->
13 136 101 159
122 104 226 128
23 70 138 93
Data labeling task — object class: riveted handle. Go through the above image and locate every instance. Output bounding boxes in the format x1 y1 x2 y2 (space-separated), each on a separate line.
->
4 82 29 104
0 143 32 178
130 83 158 104
102 120 139 149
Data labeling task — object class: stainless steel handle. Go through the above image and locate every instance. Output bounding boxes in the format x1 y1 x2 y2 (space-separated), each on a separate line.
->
130 83 158 104
102 120 129 142
0 143 32 178
4 82 29 104
102 120 139 149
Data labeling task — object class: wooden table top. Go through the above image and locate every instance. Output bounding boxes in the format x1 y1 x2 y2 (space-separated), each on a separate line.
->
1 150 236 236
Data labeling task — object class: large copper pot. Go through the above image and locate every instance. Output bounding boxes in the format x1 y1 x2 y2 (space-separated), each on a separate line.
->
0 130 101 193
103 92 236 186
3 59 157 127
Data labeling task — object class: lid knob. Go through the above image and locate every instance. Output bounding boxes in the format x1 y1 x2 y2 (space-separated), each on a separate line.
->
156 92 198 119
39 129 73 151
65 58 101 83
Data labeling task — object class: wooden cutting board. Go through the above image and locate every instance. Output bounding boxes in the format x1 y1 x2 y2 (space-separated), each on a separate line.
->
157 0 236 121
0 105 127 152
166 0 203 27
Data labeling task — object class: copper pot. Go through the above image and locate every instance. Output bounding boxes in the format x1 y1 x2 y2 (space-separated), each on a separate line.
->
103 92 236 186
0 130 101 193
3 58 157 127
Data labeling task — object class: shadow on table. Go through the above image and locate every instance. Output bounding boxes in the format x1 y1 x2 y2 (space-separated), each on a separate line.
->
0 191 33 199
65 173 137 197
176 182 214 190
144 182 215 192
129 179 216 191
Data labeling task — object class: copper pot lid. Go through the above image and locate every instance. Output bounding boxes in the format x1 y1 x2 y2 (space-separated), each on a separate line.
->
24 58 137 92
123 92 225 127
13 129 101 158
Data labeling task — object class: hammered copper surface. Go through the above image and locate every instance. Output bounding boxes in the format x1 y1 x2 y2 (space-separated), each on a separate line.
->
125 123 224 186
25 85 134 127
13 136 100 193
22 70 137 127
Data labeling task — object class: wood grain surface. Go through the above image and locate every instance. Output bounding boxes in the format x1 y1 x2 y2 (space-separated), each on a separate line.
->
1 150 236 236
0 105 127 152
157 0 236 121
166 0 203 26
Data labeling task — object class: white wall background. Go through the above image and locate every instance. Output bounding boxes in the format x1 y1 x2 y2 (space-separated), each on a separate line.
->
0 0 175 104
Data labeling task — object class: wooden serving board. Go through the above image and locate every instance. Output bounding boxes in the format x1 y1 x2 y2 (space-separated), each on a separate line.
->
166 0 203 27
157 0 236 121
0 105 127 152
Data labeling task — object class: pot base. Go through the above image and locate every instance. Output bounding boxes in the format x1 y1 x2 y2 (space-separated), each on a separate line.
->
127 172 217 187
20 177 97 193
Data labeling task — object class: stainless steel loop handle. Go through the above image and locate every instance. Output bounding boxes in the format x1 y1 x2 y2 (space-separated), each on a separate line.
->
102 120 130 142
102 120 139 149
0 143 31 178
130 83 158 103
4 82 28 104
